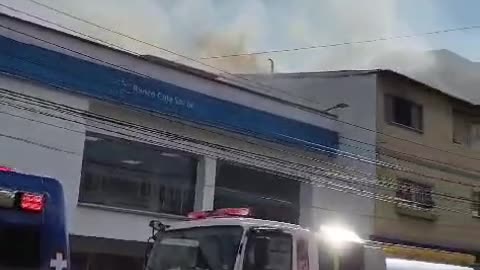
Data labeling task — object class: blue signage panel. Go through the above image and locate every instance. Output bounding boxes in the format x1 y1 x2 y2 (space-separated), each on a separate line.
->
0 35 338 153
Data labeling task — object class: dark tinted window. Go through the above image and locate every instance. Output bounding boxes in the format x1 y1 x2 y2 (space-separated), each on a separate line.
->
148 226 243 270
80 132 198 216
214 162 300 223
396 179 434 209
71 252 143 270
318 242 364 270
0 226 41 268
385 95 423 131
244 231 292 270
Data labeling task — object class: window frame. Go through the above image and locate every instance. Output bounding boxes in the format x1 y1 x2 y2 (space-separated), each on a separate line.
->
243 229 293 270
214 161 300 224
395 179 434 210
385 94 424 132
472 191 480 218
452 108 480 151
79 132 198 216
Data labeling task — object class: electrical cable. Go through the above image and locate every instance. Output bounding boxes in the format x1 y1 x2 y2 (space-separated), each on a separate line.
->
0 89 470 202
0 47 478 199
0 14 476 209
199 25 480 59
0 25 478 194
0 10 480 171
1 9 478 167
0 88 477 211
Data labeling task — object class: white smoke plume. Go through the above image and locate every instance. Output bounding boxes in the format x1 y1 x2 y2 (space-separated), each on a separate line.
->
2 0 477 101
0 0 439 71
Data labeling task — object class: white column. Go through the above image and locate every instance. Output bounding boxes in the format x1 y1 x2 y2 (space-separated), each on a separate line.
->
299 182 314 228
194 156 217 211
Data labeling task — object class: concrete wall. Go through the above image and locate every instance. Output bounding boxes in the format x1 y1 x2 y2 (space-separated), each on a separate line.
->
245 73 378 237
375 72 480 251
0 75 87 229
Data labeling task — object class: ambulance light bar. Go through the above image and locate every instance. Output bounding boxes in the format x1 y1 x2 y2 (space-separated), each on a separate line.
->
0 166 13 172
188 208 253 219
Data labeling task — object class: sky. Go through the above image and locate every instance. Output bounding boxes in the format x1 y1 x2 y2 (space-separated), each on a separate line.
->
0 0 479 73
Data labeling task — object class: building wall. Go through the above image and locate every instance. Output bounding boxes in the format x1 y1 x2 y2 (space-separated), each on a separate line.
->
245 73 379 237
0 73 343 242
0 75 87 227
375 72 480 252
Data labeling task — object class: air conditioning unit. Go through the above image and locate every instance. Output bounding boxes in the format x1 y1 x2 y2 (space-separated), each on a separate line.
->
472 210 480 218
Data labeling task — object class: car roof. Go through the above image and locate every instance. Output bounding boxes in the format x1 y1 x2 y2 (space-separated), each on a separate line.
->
168 217 310 234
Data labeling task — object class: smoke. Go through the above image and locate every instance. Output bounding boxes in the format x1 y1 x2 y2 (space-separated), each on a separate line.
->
7 0 478 102
2 0 444 73
196 32 264 73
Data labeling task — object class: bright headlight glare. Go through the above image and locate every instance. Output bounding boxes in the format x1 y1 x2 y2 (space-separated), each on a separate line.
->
319 225 364 247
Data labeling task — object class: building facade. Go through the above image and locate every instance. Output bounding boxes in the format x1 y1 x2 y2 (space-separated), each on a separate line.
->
0 14 379 270
249 70 480 259
374 71 480 255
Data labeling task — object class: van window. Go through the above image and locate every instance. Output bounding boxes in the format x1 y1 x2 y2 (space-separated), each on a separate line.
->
0 226 41 268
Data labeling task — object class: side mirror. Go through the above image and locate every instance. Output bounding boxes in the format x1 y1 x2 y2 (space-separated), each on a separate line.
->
144 242 153 269
149 220 169 234
145 220 168 269
253 236 270 269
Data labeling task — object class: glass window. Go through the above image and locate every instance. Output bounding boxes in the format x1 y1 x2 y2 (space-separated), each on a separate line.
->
79 132 197 216
385 95 423 131
396 179 434 209
453 111 470 144
214 162 300 224
472 191 480 217
147 226 243 270
244 231 292 270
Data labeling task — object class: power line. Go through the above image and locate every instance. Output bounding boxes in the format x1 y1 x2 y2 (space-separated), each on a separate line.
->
0 5 329 116
0 87 473 204
219 185 480 230
0 3 142 57
0 37 478 204
311 205 480 230
0 4 478 234
0 88 477 210
0 99 472 216
200 25 480 59
3 4 480 168
4 4 480 166
11 0 303 101
0 35 477 212
0 41 479 199
0 13 478 196
22 0 480 63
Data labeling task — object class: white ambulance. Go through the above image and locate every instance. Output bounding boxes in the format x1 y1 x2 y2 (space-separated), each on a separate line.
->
144 208 477 270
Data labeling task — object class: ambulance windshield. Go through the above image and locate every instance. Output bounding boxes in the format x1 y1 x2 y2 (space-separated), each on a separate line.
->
147 226 243 270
